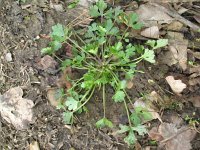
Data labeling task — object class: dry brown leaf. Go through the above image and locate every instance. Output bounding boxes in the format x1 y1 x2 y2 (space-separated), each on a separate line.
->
158 50 178 66
30 141 40 150
189 96 200 108
190 66 200 74
189 66 200 86
158 123 196 150
149 123 196 150
47 88 60 107
167 21 183 31
165 76 187 94
148 91 164 103
148 127 164 141
189 77 200 86
133 98 162 122
194 15 200 24
177 6 188 15
126 80 133 89
169 40 188 70
140 26 159 39
136 4 173 27
193 52 200 60
167 31 184 40
135 142 142 150
169 114 183 127
56 67 72 89
189 73 200 80
150 3 200 31
0 87 34 130
142 0 198 2
159 32 188 70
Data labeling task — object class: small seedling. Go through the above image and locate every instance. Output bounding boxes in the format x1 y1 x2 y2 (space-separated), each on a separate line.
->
184 114 200 127
164 101 183 110
188 60 198 67
67 0 80 9
42 0 168 145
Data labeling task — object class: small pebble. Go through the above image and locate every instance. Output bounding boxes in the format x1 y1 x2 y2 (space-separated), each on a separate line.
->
5 53 12 62
35 35 40 40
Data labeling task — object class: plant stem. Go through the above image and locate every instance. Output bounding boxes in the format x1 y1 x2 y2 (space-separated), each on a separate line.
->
53 54 63 62
101 43 105 62
73 87 95 112
110 70 120 82
72 66 88 70
134 58 143 64
69 77 84 90
67 38 84 51
123 99 132 127
67 38 92 57
86 57 102 65
67 11 88 27
72 30 86 45
119 26 129 42
103 84 106 118
72 17 92 27
79 89 91 103
110 71 132 127
109 57 143 67
123 90 134 107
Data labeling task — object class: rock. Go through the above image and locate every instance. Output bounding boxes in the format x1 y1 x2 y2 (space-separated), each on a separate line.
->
0 87 34 130
40 55 58 70
5 53 12 62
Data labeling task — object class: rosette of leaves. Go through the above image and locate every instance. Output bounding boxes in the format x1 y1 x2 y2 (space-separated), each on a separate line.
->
42 0 168 145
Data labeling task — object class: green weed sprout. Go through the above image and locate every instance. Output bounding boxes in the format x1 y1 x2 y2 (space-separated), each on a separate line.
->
41 0 168 145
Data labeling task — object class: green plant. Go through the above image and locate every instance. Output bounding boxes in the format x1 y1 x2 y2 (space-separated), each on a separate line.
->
17 0 26 3
188 60 198 67
42 0 168 145
67 0 80 9
184 114 200 127
164 101 183 110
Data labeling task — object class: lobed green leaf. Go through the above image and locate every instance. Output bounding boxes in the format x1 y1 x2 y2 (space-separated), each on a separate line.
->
113 90 125 102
